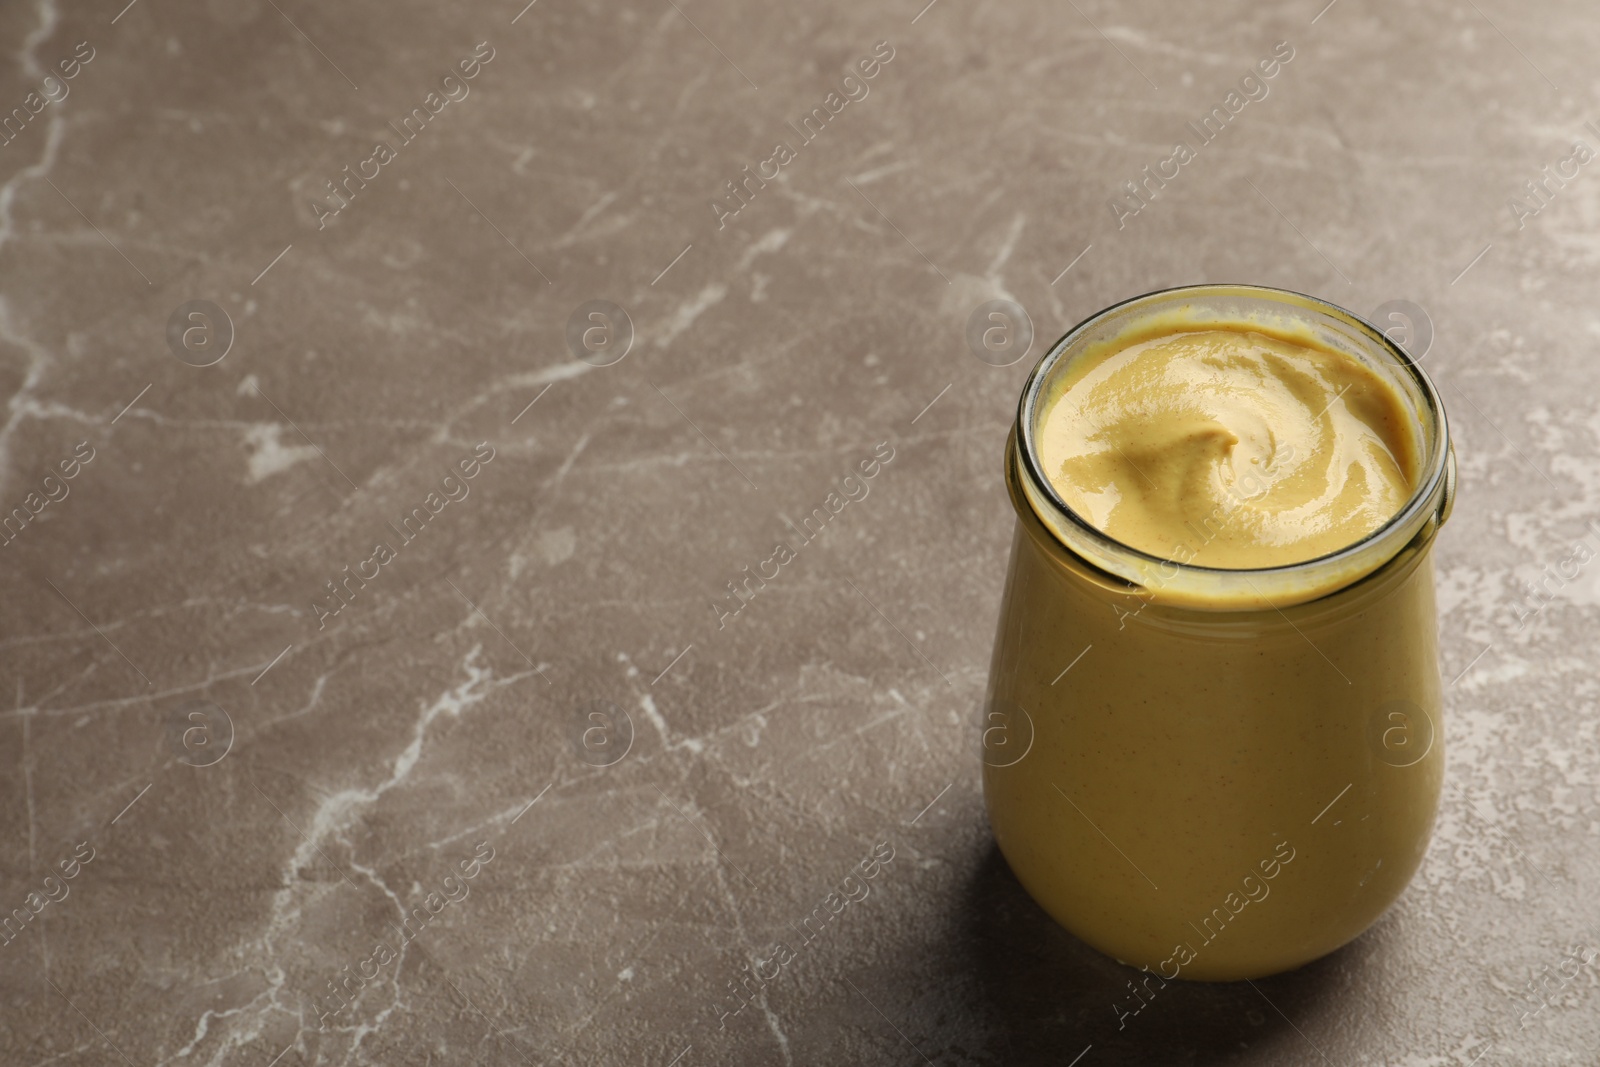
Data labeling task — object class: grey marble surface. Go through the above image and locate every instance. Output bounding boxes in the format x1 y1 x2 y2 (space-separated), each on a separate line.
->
1 0 1598 1063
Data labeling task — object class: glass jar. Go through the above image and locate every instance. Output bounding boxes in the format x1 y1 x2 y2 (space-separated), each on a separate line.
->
981 285 1456 982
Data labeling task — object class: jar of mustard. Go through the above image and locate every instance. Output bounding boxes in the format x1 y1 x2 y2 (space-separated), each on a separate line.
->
981 284 1456 982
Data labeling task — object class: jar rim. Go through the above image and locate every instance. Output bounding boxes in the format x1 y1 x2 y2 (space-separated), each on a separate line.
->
1013 283 1454 610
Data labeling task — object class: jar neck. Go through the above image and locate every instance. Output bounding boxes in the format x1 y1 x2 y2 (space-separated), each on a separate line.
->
1011 285 1454 612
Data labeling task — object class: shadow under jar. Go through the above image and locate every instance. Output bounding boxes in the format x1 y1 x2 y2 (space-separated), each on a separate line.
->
981 285 1456 983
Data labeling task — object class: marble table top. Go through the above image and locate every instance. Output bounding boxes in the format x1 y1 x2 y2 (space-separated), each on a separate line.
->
2 0 1597 1063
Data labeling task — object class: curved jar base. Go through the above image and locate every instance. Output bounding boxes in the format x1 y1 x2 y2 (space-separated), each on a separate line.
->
981 518 1445 984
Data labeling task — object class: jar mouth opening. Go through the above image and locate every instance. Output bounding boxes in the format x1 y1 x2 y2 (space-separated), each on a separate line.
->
1014 284 1453 609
